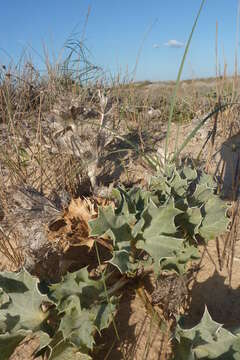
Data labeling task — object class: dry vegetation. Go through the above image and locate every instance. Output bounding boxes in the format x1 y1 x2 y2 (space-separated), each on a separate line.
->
1 39 240 360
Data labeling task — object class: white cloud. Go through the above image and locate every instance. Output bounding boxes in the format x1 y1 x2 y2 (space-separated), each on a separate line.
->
164 39 184 48
152 43 160 49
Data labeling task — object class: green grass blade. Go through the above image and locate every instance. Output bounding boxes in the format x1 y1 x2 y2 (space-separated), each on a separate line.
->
171 103 229 162
164 0 206 164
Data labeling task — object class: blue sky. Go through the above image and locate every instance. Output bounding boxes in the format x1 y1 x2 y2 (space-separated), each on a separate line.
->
0 0 239 81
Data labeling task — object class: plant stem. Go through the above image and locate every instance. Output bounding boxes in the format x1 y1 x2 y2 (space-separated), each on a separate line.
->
94 241 120 341
164 0 206 164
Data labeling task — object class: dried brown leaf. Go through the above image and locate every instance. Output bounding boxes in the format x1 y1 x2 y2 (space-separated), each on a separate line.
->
48 196 114 252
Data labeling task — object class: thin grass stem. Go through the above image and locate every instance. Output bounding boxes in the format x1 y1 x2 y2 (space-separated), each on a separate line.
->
164 0 206 163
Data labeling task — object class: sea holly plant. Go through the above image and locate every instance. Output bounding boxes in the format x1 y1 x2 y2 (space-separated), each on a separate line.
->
89 164 230 275
0 165 231 359
89 186 151 274
0 269 52 360
48 267 117 353
174 306 240 359
0 267 117 360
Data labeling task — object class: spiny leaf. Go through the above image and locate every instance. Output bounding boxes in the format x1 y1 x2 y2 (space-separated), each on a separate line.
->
49 267 117 354
191 183 214 205
184 207 202 238
195 328 240 359
0 269 50 332
131 217 145 238
175 306 240 359
49 268 101 310
142 199 182 238
116 186 150 216
114 187 137 215
93 297 117 331
59 296 95 350
89 205 133 247
170 170 188 196
35 330 52 354
137 235 184 271
108 249 132 274
176 307 222 342
198 172 217 188
181 166 197 181
150 175 171 198
199 196 230 241
161 246 200 274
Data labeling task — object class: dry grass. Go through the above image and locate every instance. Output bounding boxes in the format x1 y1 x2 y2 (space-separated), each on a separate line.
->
1 42 240 359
